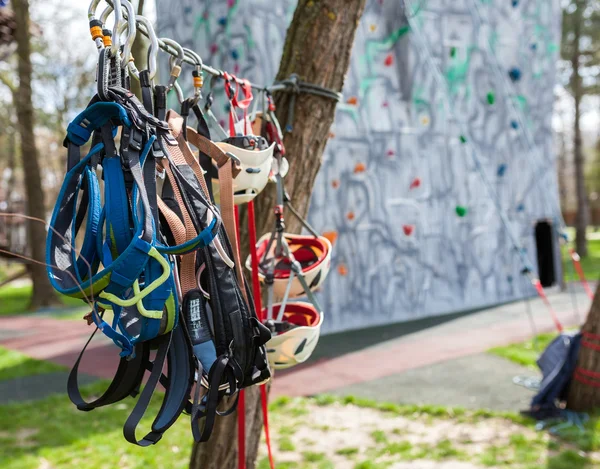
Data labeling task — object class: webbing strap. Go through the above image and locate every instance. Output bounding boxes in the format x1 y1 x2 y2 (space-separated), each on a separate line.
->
238 389 246 469
123 332 171 446
159 157 197 294
67 320 147 411
569 249 594 301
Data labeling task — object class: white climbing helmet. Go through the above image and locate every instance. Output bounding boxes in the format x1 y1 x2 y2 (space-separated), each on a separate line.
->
214 135 274 205
264 302 323 369
247 232 332 299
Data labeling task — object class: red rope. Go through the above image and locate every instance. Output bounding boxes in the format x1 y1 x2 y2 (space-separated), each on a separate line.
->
582 331 600 341
247 201 275 469
581 331 600 352
531 278 564 332
233 205 246 469
569 249 594 301
574 368 600 388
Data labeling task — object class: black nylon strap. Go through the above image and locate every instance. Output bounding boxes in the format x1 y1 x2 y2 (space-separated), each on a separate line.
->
67 325 147 411
122 332 172 446
139 70 153 115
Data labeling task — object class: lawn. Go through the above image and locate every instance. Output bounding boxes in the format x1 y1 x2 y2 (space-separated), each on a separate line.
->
488 332 561 369
1 388 599 469
0 346 66 381
0 284 85 316
562 232 600 283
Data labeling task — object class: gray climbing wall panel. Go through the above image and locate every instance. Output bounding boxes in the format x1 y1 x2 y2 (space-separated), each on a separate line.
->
158 0 562 333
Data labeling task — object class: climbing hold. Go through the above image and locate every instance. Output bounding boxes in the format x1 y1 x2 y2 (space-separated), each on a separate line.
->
511 0 518 6
347 96 358 105
285 124 293 133
322 231 338 245
210 43 218 55
516 203 525 212
384 54 394 66
331 179 340 189
231 49 239 60
459 135 467 144
531 43 537 50
455 206 467 217
420 115 430 126
450 47 457 58
487 92 495 105
507 275 513 283
184 6 192 14
382 101 389 108
403 225 414 236
227 0 236 7
510 120 519 130
337 264 348 276
409 177 421 190
354 162 366 174
347 211 355 221
218 16 227 26
369 24 377 32
508 67 521 82
497 164 507 177
386 149 395 157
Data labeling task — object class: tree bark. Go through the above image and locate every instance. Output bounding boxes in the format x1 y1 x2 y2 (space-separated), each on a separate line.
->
189 1 366 468
12 0 58 309
568 282 600 409
571 2 589 257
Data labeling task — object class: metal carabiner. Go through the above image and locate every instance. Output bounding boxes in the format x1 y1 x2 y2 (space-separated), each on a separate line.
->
100 0 135 68
160 37 185 91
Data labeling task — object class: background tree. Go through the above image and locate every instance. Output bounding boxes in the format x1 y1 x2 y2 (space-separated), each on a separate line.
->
189 0 366 468
10 0 57 308
560 0 600 256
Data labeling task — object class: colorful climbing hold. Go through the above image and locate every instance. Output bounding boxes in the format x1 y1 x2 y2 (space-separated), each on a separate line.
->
384 54 394 66
511 0 518 7
510 120 519 130
450 46 456 58
354 162 366 174
382 101 389 108
231 49 239 60
322 231 338 245
227 0 236 7
369 24 377 32
508 67 522 82
497 164 507 177
409 177 421 190
347 96 358 105
386 149 395 157
347 211 355 221
420 115 430 126
210 43 218 55
332 179 340 189
403 225 414 236
530 43 537 50
516 203 525 212
487 92 495 105
455 206 467 217
507 275 513 283
337 264 348 276
459 135 467 144
218 16 227 26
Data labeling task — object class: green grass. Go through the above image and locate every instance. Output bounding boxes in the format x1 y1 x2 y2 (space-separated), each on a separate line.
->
0 381 194 469
0 284 84 316
0 346 66 381
335 446 359 457
278 436 296 452
489 331 559 368
562 234 600 282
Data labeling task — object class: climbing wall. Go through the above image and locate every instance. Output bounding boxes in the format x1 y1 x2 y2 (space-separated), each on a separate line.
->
158 0 563 333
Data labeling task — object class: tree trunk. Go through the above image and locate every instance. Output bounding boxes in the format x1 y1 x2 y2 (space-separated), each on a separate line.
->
12 0 58 309
189 1 366 468
572 4 589 257
567 282 600 409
